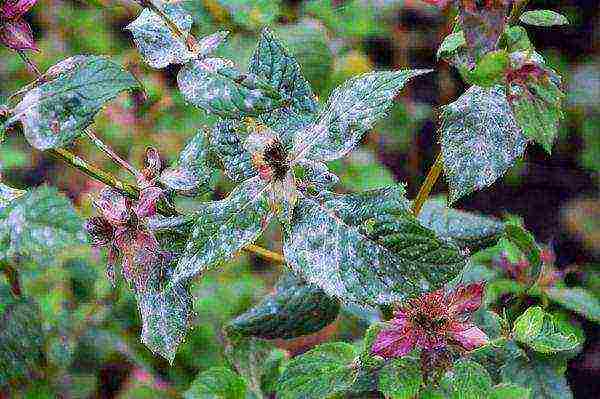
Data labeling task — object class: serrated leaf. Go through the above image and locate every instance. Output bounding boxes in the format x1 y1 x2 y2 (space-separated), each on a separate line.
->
0 186 84 264
440 85 527 203
491 383 531 399
126 3 195 68
177 58 283 119
544 287 600 323
439 359 493 399
173 176 272 285
225 337 277 398
160 129 213 196
501 354 573 399
276 342 357 399
215 0 281 31
504 222 542 286
283 188 464 306
225 272 340 340
501 26 533 52
378 357 422 399
295 159 339 192
513 306 580 354
208 119 256 183
466 50 510 87
520 10 569 27
437 31 466 60
418 196 505 251
0 287 45 387
184 367 247 399
293 69 431 162
137 278 193 364
0 182 25 212
249 27 317 115
7 56 140 150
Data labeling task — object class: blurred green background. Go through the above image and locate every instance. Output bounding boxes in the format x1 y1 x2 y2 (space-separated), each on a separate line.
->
0 0 598 397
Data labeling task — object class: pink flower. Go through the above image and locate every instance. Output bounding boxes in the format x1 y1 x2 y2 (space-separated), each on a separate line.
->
372 282 488 359
0 0 38 51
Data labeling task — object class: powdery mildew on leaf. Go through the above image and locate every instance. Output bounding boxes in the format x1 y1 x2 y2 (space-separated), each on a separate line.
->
0 182 25 212
418 196 505 251
177 58 283 119
439 86 527 204
159 129 212 196
0 186 84 264
7 56 140 150
458 0 508 62
173 176 272 285
295 159 339 192
520 10 569 27
293 69 432 162
501 354 573 399
137 279 193 364
283 188 464 306
249 27 318 115
208 119 256 183
512 306 580 354
0 288 44 387
126 2 195 69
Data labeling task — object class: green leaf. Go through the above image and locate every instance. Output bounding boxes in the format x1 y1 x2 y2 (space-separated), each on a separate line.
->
225 272 340 340
126 3 196 69
185 367 248 399
466 50 510 87
215 0 281 31
439 86 527 204
249 27 317 115
491 383 531 399
137 279 193 364
378 357 422 399
545 287 600 323
173 176 272 285
501 354 573 399
504 222 542 285
501 26 533 52
0 287 45 387
259 348 287 397
418 196 505 251
177 58 283 119
437 31 467 60
160 129 213 196
224 337 274 398
520 10 569 27
0 182 25 212
293 70 432 162
276 342 357 399
283 188 464 306
0 186 84 265
7 56 140 150
507 54 565 154
512 306 580 354
439 359 493 399
208 119 256 183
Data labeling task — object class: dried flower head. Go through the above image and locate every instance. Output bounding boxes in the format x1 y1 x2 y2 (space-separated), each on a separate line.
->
0 0 38 51
372 282 488 359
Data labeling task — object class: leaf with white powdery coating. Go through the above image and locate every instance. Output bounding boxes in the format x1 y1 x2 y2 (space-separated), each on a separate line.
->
283 187 465 306
177 58 283 119
0 185 84 264
126 2 195 69
276 342 357 399
439 359 493 399
440 85 527 204
418 196 505 251
208 119 256 183
294 69 432 162
7 56 141 150
512 306 580 354
501 354 573 399
0 182 25 212
544 287 600 323
137 278 193 364
173 176 272 285
160 129 213 196
249 27 318 115
0 287 45 387
520 10 569 27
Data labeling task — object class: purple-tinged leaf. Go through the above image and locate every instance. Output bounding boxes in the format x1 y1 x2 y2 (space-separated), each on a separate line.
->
458 0 508 62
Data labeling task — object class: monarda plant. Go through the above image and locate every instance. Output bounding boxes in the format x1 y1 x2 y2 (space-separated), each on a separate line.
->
1 0 597 398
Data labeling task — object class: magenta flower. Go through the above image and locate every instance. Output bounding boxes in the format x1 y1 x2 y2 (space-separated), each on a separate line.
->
372 282 488 359
0 0 38 51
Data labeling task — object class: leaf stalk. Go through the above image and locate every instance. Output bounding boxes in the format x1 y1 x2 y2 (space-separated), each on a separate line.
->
412 152 444 216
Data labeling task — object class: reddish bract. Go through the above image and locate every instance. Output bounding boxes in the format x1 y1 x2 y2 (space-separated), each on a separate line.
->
0 0 38 51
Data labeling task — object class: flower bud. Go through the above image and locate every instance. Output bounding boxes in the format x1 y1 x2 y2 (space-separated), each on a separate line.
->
1 0 37 20
0 19 37 51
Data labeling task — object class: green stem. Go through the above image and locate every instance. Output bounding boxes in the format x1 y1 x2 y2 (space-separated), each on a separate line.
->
84 129 142 178
1 261 21 297
412 152 444 217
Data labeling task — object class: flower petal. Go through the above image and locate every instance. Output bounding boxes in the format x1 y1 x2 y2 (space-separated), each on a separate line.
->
448 281 485 318
0 19 37 51
448 322 489 351
135 186 163 218
371 323 416 359
1 0 37 19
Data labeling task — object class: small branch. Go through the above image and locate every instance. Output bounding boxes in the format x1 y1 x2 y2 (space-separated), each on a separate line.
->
84 129 142 178
244 244 284 264
17 51 41 76
1 261 22 297
412 152 444 217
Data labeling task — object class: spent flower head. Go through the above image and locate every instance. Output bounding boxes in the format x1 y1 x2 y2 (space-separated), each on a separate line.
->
0 0 38 51
372 282 488 359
